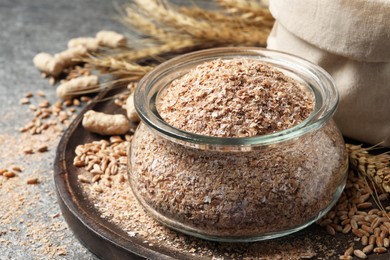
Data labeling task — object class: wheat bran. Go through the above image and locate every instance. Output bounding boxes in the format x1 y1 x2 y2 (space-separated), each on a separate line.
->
158 58 314 137
0 130 77 257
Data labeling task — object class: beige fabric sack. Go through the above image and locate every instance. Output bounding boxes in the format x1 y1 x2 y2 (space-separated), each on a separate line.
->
267 0 390 147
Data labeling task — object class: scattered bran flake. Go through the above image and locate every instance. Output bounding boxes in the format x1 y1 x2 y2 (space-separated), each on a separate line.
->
20 98 30 105
26 178 39 185
37 145 48 153
36 90 46 97
12 165 23 172
25 92 34 98
0 121 75 258
56 247 68 256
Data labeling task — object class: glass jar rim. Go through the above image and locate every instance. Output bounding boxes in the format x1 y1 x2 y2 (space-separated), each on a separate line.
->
135 47 339 150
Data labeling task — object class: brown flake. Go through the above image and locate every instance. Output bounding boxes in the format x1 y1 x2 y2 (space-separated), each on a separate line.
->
25 92 34 98
11 166 23 172
4 171 16 178
36 90 46 97
37 145 48 153
20 98 30 105
38 100 50 108
26 178 39 185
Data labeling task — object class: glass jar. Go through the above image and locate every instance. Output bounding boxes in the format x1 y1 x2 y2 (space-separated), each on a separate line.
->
128 47 348 242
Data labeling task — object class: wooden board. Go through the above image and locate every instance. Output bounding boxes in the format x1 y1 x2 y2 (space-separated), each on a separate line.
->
54 85 389 259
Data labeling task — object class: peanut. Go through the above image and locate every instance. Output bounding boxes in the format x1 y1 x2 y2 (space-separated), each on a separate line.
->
82 110 130 136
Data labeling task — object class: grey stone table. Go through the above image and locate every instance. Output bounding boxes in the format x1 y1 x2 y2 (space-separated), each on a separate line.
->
0 0 128 259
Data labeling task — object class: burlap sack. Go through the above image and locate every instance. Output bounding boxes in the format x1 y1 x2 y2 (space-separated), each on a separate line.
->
267 0 390 147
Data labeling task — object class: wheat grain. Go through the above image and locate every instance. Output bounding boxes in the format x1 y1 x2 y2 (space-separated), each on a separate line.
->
133 0 269 46
217 0 273 22
347 144 390 193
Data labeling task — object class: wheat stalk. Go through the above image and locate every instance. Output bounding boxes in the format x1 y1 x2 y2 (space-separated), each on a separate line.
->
218 0 274 26
178 5 272 30
122 7 189 43
132 0 270 46
88 56 154 79
86 0 275 81
217 0 269 14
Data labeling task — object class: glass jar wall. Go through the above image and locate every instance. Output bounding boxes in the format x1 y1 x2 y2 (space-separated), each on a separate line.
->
128 47 348 242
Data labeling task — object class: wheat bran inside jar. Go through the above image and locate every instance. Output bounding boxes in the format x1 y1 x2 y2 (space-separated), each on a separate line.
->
130 57 347 238
157 58 314 137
